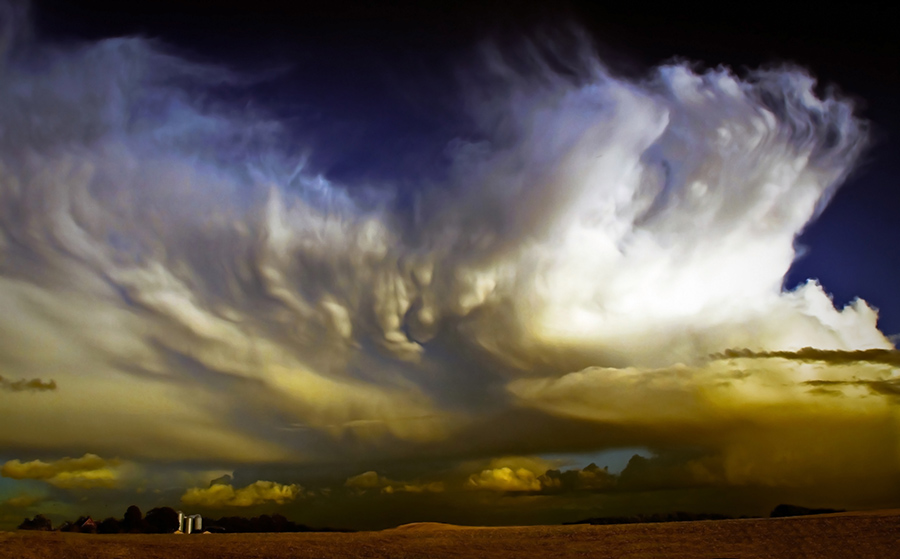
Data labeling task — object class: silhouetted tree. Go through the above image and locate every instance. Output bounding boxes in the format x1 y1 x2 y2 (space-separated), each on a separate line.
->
18 514 52 531
215 515 252 533
98 517 122 534
122 505 144 533
204 514 315 533
145 507 179 533
254 514 275 533
271 513 289 532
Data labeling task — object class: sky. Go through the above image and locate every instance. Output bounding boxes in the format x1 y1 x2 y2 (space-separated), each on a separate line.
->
1 0 898 530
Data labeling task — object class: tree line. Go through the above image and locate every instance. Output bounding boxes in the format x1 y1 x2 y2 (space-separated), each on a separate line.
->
566 504 845 525
17 505 345 533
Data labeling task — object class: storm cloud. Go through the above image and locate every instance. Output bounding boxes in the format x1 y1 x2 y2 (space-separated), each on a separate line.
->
0 0 896 528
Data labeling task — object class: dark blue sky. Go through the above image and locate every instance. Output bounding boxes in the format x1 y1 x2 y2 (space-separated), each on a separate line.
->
32 0 900 334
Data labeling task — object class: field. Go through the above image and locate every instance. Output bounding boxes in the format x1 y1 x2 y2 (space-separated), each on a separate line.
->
1 510 898 558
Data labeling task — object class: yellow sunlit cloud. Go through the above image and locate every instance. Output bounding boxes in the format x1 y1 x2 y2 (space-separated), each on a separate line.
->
181 481 303 508
1 454 120 489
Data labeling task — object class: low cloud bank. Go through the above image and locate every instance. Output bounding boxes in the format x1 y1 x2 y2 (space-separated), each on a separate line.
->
1 454 119 489
345 471 444 494
181 480 303 508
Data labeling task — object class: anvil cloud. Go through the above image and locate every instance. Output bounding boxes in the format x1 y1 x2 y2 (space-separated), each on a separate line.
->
0 1 896 528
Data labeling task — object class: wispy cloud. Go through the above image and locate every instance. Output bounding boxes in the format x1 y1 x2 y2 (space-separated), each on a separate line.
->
0 376 56 392
714 347 900 366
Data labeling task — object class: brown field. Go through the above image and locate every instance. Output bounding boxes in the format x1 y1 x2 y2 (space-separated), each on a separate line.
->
1 510 898 559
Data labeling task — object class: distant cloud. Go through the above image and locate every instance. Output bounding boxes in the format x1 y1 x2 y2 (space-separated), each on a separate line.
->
345 471 384 490
712 347 900 398
209 473 233 487
0 376 56 392
381 482 445 495
465 456 705 495
507 355 899 489
345 471 444 494
340 459 620 496
616 452 723 492
1 453 119 489
467 467 542 492
539 463 616 493
1 494 44 508
714 347 900 366
181 480 303 507
803 378 900 397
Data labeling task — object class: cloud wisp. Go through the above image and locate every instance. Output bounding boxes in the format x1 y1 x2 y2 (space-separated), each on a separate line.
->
0 376 55 392
715 347 900 366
